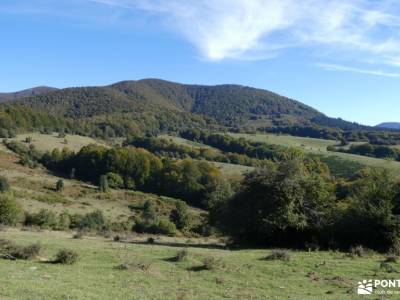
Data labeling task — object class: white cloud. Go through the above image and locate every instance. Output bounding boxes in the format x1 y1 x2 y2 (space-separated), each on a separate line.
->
87 0 400 63
316 63 400 77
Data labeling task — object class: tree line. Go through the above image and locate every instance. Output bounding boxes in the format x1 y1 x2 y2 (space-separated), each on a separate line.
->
41 145 231 209
329 143 400 161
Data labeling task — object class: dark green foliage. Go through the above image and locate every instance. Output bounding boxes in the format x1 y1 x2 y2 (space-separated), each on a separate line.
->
54 249 79 265
0 176 10 193
75 210 106 231
0 194 21 225
56 179 64 192
332 168 400 251
215 158 335 248
331 143 400 161
105 172 124 188
43 144 228 208
155 219 177 236
3 79 400 144
125 135 270 168
170 201 190 230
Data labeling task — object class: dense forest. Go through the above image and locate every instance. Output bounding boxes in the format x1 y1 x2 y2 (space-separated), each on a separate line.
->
2 79 400 144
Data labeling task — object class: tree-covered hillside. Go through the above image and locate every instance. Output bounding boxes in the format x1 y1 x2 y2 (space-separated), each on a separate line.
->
6 79 339 128
2 79 400 143
0 86 57 102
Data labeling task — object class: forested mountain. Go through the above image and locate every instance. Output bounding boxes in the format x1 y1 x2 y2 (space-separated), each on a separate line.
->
0 86 58 102
2 79 398 143
5 79 354 128
376 122 400 130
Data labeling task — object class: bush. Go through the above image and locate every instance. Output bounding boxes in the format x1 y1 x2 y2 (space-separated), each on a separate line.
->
25 209 58 229
56 180 64 192
154 219 176 236
0 240 41 260
385 254 397 263
172 249 188 262
54 249 79 264
0 177 10 193
57 211 71 230
106 172 124 188
265 249 291 262
0 194 21 226
76 210 106 230
170 201 190 230
12 243 41 260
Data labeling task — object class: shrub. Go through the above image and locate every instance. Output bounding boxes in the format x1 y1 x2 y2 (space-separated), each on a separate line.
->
385 254 397 263
77 210 106 230
11 243 41 260
170 201 190 230
147 237 155 244
0 240 41 260
0 194 21 226
0 177 10 193
73 231 84 239
55 180 64 192
106 172 124 189
57 211 71 230
154 219 176 236
380 262 397 273
25 209 58 229
54 249 79 264
265 249 291 262
349 245 366 258
172 249 188 262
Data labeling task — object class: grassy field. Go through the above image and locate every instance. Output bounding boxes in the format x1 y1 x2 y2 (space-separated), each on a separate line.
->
230 133 400 175
158 134 220 151
0 228 395 299
7 132 107 152
158 135 253 177
211 161 254 178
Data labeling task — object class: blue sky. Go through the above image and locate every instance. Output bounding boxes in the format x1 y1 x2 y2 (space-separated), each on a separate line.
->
1 0 400 125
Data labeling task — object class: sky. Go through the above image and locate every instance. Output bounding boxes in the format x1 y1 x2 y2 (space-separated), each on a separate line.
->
1 0 400 126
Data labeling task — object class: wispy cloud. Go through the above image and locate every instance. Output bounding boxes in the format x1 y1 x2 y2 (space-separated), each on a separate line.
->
316 63 400 77
88 0 400 63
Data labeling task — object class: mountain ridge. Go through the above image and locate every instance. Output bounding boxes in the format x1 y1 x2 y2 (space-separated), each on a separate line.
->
0 86 58 102
1 79 373 135
376 122 400 130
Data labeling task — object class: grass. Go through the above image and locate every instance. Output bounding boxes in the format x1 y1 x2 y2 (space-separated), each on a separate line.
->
7 132 107 152
0 228 396 299
230 132 400 175
158 134 220 151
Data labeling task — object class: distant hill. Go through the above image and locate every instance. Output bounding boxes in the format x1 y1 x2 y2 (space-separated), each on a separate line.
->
0 86 58 102
6 79 365 131
376 122 400 130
